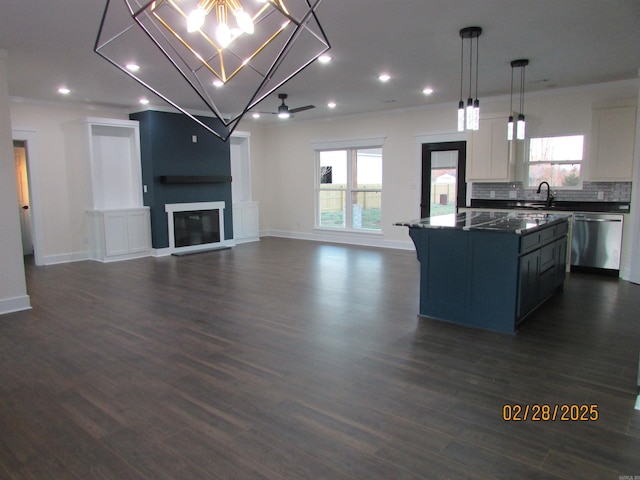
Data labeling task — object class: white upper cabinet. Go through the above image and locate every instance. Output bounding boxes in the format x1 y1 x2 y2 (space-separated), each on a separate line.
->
590 105 637 181
466 115 515 182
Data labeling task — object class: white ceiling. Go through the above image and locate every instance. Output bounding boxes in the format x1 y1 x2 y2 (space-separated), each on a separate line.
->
1 0 639 124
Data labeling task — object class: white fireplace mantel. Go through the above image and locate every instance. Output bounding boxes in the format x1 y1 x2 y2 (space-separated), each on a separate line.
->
165 201 233 255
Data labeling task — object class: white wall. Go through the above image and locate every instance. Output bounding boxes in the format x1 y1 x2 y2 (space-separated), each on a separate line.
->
0 52 30 314
10 101 129 264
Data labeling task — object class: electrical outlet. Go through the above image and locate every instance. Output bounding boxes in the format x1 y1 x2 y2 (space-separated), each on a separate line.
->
597 191 604 200
490 190 496 198
509 190 517 199
192 135 198 143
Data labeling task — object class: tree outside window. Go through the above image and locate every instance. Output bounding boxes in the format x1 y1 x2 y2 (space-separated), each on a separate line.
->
527 135 584 188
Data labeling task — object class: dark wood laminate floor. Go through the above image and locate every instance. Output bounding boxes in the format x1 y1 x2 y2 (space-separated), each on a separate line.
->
1 237 639 479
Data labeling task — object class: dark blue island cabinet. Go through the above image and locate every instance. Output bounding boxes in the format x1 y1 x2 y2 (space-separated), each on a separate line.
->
397 212 570 334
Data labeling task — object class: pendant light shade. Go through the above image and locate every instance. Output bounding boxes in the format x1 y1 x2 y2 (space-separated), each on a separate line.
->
517 113 526 140
508 59 529 140
457 26 482 132
507 115 514 141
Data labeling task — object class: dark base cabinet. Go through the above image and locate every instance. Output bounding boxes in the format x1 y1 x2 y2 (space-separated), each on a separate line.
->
408 219 569 334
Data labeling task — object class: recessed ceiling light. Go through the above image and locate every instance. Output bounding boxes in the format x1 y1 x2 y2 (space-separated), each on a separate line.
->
57 87 70 95
139 98 149 105
252 112 260 119
327 101 336 109
318 54 332 64
378 73 391 82
213 79 224 88
126 63 140 72
422 87 434 95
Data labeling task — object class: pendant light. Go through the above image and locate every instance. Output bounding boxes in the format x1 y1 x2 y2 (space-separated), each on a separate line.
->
507 61 515 141
508 59 529 140
457 26 482 132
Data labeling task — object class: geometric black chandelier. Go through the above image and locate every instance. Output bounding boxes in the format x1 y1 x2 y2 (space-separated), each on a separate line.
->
457 26 482 132
95 0 330 140
507 58 529 140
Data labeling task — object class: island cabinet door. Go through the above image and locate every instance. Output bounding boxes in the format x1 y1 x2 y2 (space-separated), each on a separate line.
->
555 236 568 287
518 249 540 318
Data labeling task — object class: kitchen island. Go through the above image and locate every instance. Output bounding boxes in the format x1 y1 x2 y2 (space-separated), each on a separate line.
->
396 211 570 334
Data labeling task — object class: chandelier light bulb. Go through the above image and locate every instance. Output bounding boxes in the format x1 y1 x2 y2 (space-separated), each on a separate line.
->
217 22 232 47
187 8 206 32
235 9 254 34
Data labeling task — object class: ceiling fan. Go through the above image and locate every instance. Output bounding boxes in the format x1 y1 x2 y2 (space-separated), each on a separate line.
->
259 93 315 119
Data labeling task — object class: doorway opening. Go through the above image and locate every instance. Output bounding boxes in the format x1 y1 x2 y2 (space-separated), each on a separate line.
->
421 141 467 218
13 140 33 259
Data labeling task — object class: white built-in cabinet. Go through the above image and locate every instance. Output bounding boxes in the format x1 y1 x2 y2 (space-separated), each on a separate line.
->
590 104 637 181
232 202 260 242
466 114 515 182
230 132 260 242
80 117 151 262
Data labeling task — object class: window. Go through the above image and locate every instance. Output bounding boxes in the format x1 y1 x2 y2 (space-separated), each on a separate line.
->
316 147 382 231
527 135 584 188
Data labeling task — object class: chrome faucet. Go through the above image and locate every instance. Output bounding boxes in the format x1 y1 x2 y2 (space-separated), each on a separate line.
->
536 181 555 208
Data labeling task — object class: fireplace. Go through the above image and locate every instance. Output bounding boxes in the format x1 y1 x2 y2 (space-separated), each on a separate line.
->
165 201 231 254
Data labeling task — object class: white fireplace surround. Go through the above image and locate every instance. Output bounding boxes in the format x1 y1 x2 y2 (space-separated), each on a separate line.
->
165 201 232 254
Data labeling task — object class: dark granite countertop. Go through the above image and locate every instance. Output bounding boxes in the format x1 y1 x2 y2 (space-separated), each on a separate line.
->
470 199 631 213
395 211 571 235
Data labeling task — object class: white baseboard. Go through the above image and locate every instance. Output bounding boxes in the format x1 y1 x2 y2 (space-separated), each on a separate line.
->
233 236 260 244
43 251 90 265
260 229 414 251
89 251 153 263
0 295 32 315
152 247 172 257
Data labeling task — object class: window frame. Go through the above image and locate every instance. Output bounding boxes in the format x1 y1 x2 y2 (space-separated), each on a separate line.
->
525 133 585 190
314 145 383 232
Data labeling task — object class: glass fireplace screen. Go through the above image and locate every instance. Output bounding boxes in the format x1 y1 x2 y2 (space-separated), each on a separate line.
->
173 209 221 248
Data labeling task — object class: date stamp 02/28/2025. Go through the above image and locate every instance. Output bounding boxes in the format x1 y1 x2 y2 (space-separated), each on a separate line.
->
501 404 599 422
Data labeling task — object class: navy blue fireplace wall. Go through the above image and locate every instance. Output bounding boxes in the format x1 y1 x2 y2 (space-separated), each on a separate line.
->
130 110 232 249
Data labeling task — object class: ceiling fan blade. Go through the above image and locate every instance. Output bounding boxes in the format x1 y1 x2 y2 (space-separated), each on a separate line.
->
289 105 315 114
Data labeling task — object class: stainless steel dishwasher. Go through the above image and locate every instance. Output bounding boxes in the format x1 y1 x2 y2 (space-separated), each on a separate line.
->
571 213 624 273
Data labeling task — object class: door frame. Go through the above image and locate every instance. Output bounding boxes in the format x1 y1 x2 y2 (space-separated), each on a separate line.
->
12 129 44 266
421 141 467 218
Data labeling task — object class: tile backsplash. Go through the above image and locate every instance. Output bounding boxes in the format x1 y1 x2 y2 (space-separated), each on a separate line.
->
472 181 632 203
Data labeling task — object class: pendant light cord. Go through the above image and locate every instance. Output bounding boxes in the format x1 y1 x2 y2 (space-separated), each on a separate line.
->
520 64 526 114
509 65 514 113
474 35 479 100
468 34 473 99
460 36 464 101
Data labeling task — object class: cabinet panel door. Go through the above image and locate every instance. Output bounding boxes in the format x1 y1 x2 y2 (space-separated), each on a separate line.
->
555 236 568 287
127 211 151 253
467 116 511 181
104 213 128 256
591 105 637 181
518 250 540 318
